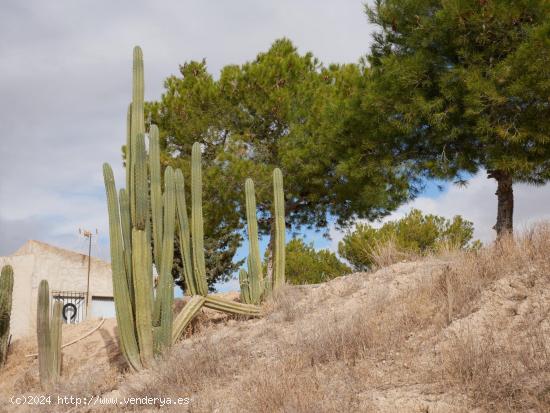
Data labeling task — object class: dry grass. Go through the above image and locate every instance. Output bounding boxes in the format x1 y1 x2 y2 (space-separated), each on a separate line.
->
369 237 419 268
440 324 550 412
433 224 550 411
263 283 306 323
437 223 550 321
3 224 550 412
117 226 549 411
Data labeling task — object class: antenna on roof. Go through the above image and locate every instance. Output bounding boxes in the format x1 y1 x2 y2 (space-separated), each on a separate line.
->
78 228 98 318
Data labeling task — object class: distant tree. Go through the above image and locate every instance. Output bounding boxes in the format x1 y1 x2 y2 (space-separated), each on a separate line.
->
338 209 478 271
365 0 550 238
284 238 351 285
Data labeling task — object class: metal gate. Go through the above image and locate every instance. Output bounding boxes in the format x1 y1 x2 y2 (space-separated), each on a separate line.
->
51 291 87 324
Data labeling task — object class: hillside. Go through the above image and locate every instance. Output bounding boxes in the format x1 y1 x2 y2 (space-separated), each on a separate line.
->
1 228 549 412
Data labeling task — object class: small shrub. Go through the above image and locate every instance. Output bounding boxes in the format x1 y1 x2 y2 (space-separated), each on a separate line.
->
284 238 351 284
338 209 479 270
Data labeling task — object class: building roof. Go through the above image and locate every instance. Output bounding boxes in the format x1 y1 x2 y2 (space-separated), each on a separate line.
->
12 240 111 270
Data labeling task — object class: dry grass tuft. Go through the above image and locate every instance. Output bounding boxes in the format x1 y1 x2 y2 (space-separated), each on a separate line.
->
440 325 550 411
124 331 246 401
264 283 303 322
236 361 358 413
369 238 419 268
437 223 550 321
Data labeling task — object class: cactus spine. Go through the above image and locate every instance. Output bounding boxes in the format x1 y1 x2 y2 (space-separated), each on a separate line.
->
0 265 14 367
272 168 286 289
37 280 62 388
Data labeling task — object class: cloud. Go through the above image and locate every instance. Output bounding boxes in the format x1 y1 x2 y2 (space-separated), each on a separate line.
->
0 216 53 255
0 0 375 256
330 172 550 252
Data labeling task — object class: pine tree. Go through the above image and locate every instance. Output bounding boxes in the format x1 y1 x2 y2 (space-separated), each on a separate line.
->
366 0 550 237
148 39 411 280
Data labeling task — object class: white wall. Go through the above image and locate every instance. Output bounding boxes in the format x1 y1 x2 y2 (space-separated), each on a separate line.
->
2 240 114 339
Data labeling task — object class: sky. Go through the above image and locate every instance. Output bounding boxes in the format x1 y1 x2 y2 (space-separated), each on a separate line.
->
2 1 550 291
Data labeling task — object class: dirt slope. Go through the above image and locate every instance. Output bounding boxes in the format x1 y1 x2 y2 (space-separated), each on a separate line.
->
1 234 549 412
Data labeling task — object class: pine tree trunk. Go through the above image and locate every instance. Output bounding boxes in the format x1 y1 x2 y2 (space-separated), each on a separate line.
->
488 170 514 239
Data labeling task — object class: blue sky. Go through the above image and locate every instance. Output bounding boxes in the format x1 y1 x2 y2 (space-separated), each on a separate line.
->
2 1 550 294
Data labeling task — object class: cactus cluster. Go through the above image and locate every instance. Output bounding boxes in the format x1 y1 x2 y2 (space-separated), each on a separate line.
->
0 265 14 367
104 47 262 371
37 280 62 388
240 169 286 304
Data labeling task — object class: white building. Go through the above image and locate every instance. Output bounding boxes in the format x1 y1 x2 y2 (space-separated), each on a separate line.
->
0 240 114 339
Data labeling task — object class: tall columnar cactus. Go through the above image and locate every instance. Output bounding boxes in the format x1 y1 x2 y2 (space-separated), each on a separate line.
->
0 265 14 367
104 46 178 370
104 47 260 371
37 280 62 388
175 142 227 297
175 169 196 295
240 169 286 303
272 168 286 290
190 142 209 296
244 179 264 304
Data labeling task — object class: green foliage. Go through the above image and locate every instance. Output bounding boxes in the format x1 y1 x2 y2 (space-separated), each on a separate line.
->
284 239 351 285
338 209 478 271
147 59 243 291
148 38 412 282
364 0 550 235
0 265 14 367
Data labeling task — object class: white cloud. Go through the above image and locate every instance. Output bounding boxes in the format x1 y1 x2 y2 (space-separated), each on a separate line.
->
330 172 550 252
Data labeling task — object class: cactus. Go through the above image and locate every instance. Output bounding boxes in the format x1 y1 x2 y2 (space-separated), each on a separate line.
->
244 179 264 304
104 164 141 371
203 296 262 316
104 46 177 369
50 301 62 377
37 280 62 388
172 295 205 344
149 125 163 272
191 143 209 296
272 168 286 290
239 269 251 304
155 167 176 350
239 168 286 303
103 46 261 370
0 265 14 367
175 169 196 295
